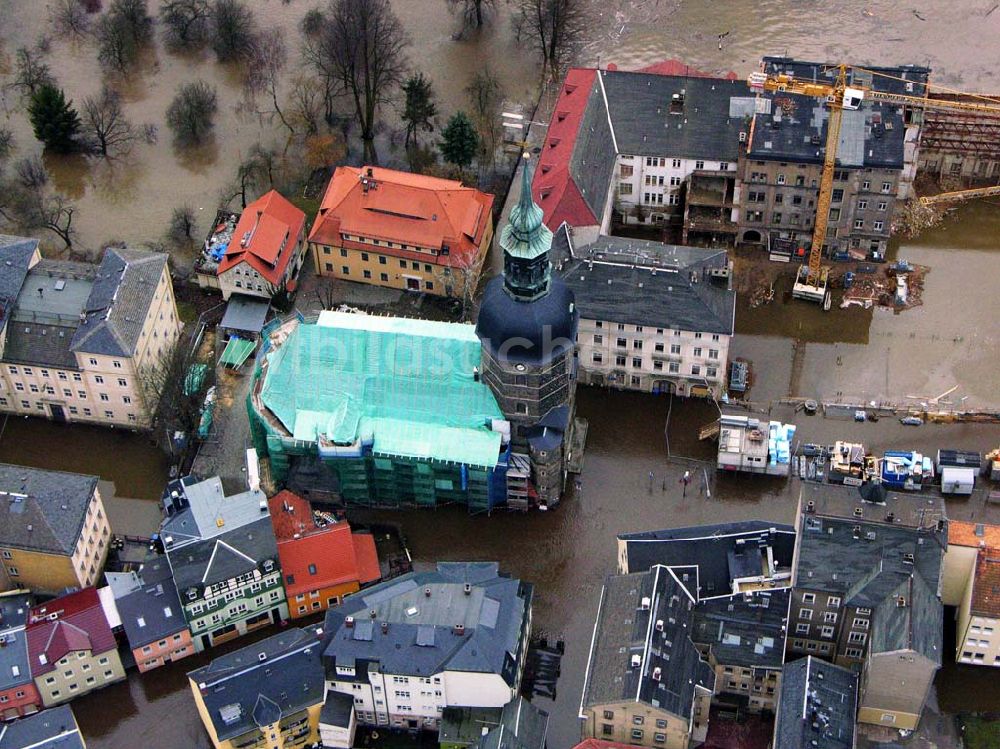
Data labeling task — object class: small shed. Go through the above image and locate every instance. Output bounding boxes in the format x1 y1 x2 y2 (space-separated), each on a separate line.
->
941 466 975 495
219 294 270 342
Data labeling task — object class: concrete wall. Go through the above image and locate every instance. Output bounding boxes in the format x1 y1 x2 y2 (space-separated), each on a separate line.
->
614 155 736 226
34 647 125 707
319 705 356 749
957 566 1000 667
581 700 692 749
218 229 308 302
941 543 978 606
0 678 41 720
857 651 934 730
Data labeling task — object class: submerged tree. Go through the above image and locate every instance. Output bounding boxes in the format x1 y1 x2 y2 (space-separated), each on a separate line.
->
11 47 55 98
440 111 478 173
302 0 409 163
401 72 437 147
447 0 496 30
211 0 258 64
161 0 212 50
167 204 198 244
51 0 92 38
81 86 141 156
96 0 155 74
166 80 218 145
0 158 78 248
465 67 504 174
28 83 81 153
243 28 293 133
517 0 585 77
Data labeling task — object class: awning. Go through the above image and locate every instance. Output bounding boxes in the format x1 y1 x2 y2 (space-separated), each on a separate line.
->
220 337 256 369
219 294 270 334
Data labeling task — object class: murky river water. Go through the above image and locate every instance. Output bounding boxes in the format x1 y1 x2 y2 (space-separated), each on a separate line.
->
2 0 1000 746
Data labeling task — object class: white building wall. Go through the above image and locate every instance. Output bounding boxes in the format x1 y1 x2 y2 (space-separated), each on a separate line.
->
614 155 736 225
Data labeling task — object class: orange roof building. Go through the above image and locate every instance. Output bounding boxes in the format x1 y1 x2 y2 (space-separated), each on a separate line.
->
308 166 495 299
217 190 307 301
268 490 381 619
945 520 1000 667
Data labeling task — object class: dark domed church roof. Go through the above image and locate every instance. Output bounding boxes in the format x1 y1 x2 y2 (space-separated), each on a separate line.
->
476 276 577 365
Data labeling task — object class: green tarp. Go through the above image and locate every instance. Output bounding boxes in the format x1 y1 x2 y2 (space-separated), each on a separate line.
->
220 337 256 369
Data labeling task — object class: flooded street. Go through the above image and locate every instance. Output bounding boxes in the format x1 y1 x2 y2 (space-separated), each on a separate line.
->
1 0 1000 747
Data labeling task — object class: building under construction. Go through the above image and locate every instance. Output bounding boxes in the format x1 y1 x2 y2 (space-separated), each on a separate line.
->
917 93 1000 181
248 311 513 513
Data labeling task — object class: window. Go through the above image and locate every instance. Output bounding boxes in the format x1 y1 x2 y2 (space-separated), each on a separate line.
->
799 608 813 620
862 180 871 190
695 160 705 169
845 647 864 658
602 724 614 736
654 342 664 352
694 332 702 339
854 219 864 229
380 273 389 282
7 567 18 576
23 368 32 375
669 176 681 186
425 281 434 290
774 193 783 204
632 340 642 350
363 270 372 279
873 221 884 231
796 623 810 634
858 199 868 209
631 730 643 741
342 266 350 275
592 353 603 364
708 349 719 360
94 376 104 384
653 361 663 371
693 347 702 357
853 617 869 629
706 367 717 378
827 596 841 607
881 714 896 723
112 360 122 369
776 173 786 185
593 334 603 344
122 396 131 404
690 365 700 376
325 263 334 272
29 384 38 393
820 625 835 638
823 612 837 623
656 720 667 729
773 212 782 224
882 182 892 193
668 362 679 374
670 344 681 355
632 358 642 368
616 355 627 367
633 716 644 725
848 631 867 644
7 366 16 375
616 338 627 348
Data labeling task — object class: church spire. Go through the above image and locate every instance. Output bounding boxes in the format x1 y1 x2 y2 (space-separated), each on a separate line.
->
499 156 554 301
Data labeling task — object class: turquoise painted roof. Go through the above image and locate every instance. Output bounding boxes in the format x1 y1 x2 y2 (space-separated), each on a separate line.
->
499 158 552 260
259 312 505 468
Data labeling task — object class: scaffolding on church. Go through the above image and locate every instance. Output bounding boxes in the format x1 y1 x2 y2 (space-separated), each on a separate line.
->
247 311 511 513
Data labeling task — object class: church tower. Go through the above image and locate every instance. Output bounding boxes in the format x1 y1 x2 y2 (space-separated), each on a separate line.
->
475 157 578 508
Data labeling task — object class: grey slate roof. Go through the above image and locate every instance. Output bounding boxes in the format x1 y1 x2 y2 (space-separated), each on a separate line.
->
220 294 269 334
601 71 751 160
319 689 355 729
0 464 98 555
471 697 548 749
440 706 504 746
775 656 857 749
870 572 942 664
553 225 736 335
161 477 279 594
569 79 618 222
322 563 530 685
0 593 33 693
0 236 38 336
690 589 789 669
581 567 714 720
70 247 168 357
749 58 930 169
0 705 85 749
115 555 188 649
188 626 325 742
619 520 796 596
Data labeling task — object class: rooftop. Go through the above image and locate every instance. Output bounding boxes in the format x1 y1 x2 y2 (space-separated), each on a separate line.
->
618 521 796 597
217 190 306 287
581 566 714 720
322 563 529 683
0 705 85 749
553 226 735 335
471 697 549 749
690 589 790 669
26 588 115 676
799 482 948 530
971 548 1000 618
747 57 930 169
440 705 504 745
188 626 325 742
253 312 506 468
309 166 494 270
0 464 98 556
268 491 380 597
0 593 33 693
948 520 1000 549
774 656 857 749
0 235 39 334
114 556 188 649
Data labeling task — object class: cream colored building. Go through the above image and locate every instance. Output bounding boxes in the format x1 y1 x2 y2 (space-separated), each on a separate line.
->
0 238 181 429
0 465 110 594
943 521 1000 666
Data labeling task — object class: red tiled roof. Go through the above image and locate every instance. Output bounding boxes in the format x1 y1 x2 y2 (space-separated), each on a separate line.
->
572 740 635 749
217 190 306 286
26 588 115 676
638 59 739 80
268 491 382 597
972 548 1000 618
949 520 1000 548
308 166 494 271
533 67 600 230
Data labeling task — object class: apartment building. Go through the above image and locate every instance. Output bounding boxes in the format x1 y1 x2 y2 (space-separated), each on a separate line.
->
0 705 86 748
553 226 735 398
216 190 308 301
943 521 1000 667
111 556 194 673
790 483 946 730
322 562 532 732
0 465 110 594
309 167 495 300
773 656 858 749
25 588 125 707
0 237 181 428
161 476 287 652
0 592 41 721
188 626 326 749
530 66 750 241
738 58 929 260
580 566 715 749
269 491 381 620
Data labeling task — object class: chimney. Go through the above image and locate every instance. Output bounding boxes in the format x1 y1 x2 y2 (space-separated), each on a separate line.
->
464 583 472 596
381 622 389 635
370 609 377 619
424 588 431 598
453 624 466 636
345 616 355 629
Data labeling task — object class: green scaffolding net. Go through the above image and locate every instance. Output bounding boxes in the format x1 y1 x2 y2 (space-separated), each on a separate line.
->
256 312 504 468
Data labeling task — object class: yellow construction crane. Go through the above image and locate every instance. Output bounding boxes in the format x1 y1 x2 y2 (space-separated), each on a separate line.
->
748 65 1000 304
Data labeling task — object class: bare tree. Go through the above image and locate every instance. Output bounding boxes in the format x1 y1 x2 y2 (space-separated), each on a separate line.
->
96 0 155 74
2 159 77 248
81 86 141 156
167 204 198 244
0 129 14 164
15 155 49 191
465 67 504 176
161 0 212 50
518 0 585 77
166 80 218 145
303 0 409 163
447 0 495 29
288 76 325 136
51 0 92 38
243 28 293 133
211 0 258 64
9 47 55 98
222 144 276 208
